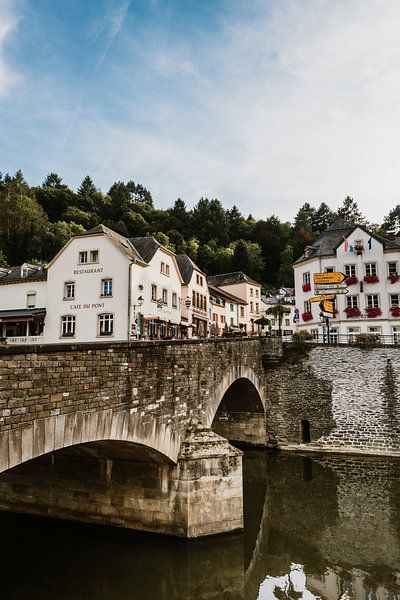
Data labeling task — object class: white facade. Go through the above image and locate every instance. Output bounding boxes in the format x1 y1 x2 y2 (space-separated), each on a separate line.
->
294 225 400 342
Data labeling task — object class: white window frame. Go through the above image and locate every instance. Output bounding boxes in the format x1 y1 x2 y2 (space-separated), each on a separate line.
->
344 264 356 278
26 292 36 309
64 282 75 300
61 315 76 337
388 262 398 276
101 278 113 297
304 300 311 313
172 292 177 308
365 263 377 277
162 288 168 305
346 295 358 308
79 251 88 264
151 284 157 301
303 272 311 285
366 294 379 308
98 313 114 337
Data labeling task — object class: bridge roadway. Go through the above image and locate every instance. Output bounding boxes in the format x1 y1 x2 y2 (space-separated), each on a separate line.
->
0 337 279 538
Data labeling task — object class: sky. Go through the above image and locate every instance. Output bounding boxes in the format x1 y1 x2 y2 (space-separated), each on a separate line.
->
1 0 400 223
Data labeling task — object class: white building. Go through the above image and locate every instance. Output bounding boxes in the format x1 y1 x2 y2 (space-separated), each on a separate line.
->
207 272 262 334
208 284 246 335
261 287 296 337
0 263 47 343
293 219 400 343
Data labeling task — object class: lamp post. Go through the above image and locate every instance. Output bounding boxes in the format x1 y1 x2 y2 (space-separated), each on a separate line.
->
133 295 144 339
276 292 284 337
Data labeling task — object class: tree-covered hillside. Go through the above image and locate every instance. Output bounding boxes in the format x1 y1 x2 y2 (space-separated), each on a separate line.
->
0 170 393 289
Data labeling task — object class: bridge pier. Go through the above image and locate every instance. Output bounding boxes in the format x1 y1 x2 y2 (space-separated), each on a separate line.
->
0 422 243 538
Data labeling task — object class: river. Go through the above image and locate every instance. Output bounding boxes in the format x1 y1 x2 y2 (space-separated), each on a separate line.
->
1 450 399 599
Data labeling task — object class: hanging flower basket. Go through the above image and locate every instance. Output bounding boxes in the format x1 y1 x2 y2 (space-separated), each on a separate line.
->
302 311 313 322
345 276 358 285
354 243 364 253
344 306 361 318
363 275 379 284
390 306 400 317
302 283 311 292
389 274 400 284
365 307 382 318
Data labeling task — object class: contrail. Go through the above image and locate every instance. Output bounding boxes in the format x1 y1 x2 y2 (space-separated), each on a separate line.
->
57 0 132 159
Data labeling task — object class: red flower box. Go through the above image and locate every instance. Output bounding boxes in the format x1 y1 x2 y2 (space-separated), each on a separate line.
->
345 276 358 285
389 274 400 284
344 306 361 318
363 274 379 284
302 311 313 322
302 283 311 292
365 307 382 318
390 306 400 317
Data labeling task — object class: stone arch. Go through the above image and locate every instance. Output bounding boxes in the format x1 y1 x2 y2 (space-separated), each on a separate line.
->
207 367 267 447
0 408 180 475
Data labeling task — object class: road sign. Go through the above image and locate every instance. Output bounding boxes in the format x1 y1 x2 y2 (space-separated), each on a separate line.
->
313 272 346 285
319 300 335 314
315 288 348 295
310 294 336 302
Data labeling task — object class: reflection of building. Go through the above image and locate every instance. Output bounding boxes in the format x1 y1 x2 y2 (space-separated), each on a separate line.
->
0 263 46 343
293 219 400 343
176 254 208 337
207 272 261 334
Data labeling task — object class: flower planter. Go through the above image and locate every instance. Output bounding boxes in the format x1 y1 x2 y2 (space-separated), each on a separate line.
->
345 276 358 285
344 307 361 318
389 274 400 284
302 283 311 292
363 275 379 284
390 307 400 317
302 311 313 322
365 307 382 318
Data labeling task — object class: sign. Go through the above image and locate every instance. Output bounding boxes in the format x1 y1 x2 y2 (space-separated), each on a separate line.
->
314 288 349 295
310 294 336 302
313 272 346 285
319 300 335 314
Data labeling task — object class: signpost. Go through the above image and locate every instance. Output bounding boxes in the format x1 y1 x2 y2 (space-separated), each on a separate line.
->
314 288 349 295
310 294 336 302
312 272 348 344
313 272 346 285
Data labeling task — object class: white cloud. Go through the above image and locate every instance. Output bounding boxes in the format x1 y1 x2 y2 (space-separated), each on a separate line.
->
0 1 21 96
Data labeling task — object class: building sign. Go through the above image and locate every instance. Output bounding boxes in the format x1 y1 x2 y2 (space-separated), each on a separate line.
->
69 303 105 310
73 268 103 275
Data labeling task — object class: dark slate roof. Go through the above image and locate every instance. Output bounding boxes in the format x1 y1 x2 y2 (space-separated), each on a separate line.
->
207 271 260 287
0 264 47 286
129 237 161 263
293 219 400 265
208 284 246 304
83 225 144 263
176 254 204 284
0 308 46 318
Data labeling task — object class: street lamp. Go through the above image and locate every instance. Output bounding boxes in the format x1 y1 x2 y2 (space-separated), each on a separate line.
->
133 295 144 338
276 292 284 338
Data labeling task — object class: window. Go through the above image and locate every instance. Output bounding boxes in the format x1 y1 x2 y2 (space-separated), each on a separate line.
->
101 279 113 297
304 300 311 313
325 267 334 273
172 292 177 308
347 327 360 342
250 301 254 313
230 317 234 326
21 266 29 278
240 306 244 318
345 264 356 278
388 262 398 276
255 302 259 313
161 261 165 274
98 313 113 336
285 318 290 326
250 288 254 297
26 292 36 308
346 295 358 308
64 282 75 300
90 250 99 263
393 327 400 344
151 284 157 301
61 315 76 337
390 293 400 307
303 272 310 285
255 289 259 298
230 303 234 311
366 294 379 308
368 326 382 337
166 264 170 276
365 263 377 276
162 289 168 304
79 251 88 264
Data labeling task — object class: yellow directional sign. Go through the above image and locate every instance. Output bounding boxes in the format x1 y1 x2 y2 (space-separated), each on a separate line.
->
319 300 335 314
310 294 336 302
313 272 346 285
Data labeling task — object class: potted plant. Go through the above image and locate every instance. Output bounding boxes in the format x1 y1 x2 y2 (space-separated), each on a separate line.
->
390 306 400 317
344 306 361 318
363 274 379 284
302 310 313 322
302 283 311 292
345 275 358 285
389 274 400 284
365 306 382 318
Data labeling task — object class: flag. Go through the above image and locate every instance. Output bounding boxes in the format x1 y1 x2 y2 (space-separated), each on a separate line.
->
368 237 372 250
349 245 354 253
343 238 349 252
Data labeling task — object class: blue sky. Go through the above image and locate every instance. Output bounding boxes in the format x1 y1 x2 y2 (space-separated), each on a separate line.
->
1 0 400 222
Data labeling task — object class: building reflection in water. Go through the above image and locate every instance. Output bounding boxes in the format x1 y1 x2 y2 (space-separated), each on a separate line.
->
0 450 400 599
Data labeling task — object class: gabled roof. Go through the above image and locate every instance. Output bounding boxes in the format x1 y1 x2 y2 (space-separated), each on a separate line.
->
176 254 205 284
208 284 246 304
0 264 47 286
129 237 162 263
294 219 400 265
207 271 260 287
83 225 144 263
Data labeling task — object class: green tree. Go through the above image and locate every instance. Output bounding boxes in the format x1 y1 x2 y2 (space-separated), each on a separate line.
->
42 173 67 189
265 304 291 337
191 198 229 246
231 240 265 281
336 196 367 225
277 244 294 286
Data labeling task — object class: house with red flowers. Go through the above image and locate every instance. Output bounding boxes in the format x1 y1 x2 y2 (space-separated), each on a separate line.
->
293 219 400 343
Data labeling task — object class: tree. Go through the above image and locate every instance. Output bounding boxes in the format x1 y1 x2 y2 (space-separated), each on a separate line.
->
191 198 229 246
265 304 291 337
42 173 67 189
294 203 316 232
336 196 368 225
312 202 335 232
231 240 265 281
382 205 400 232
277 244 294 287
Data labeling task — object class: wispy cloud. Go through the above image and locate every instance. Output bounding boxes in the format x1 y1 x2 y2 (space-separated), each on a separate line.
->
0 1 21 97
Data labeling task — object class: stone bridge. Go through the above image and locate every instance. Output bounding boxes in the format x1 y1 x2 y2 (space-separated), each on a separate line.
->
0 338 279 538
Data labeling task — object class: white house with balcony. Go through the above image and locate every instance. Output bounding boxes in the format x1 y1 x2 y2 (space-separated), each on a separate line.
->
0 264 47 344
293 219 400 343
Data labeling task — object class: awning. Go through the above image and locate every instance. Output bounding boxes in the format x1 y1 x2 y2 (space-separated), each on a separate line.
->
0 308 46 322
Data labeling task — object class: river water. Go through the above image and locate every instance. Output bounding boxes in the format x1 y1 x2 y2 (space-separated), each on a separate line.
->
1 450 400 599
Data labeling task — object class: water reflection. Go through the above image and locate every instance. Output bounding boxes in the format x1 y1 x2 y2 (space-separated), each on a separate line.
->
1 451 400 599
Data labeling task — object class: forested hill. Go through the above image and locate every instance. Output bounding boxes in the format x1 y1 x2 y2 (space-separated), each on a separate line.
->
0 171 397 289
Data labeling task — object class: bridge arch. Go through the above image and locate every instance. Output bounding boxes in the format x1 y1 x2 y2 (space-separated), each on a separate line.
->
207 367 267 446
0 408 180 475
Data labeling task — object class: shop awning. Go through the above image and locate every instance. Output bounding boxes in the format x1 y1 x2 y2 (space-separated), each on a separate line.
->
0 308 46 322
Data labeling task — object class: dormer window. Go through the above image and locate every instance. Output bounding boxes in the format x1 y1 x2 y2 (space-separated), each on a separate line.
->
21 266 29 278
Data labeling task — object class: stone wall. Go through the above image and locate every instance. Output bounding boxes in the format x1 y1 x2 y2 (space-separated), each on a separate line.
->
269 344 400 454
